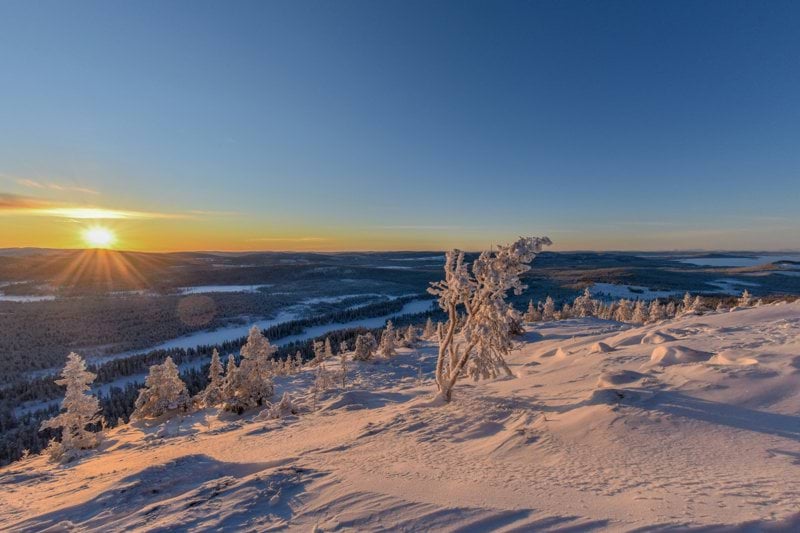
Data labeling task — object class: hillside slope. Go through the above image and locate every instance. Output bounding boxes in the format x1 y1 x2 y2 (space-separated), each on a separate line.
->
2 302 800 531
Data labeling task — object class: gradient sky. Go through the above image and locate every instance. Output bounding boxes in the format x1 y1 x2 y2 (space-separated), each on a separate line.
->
1 0 799 252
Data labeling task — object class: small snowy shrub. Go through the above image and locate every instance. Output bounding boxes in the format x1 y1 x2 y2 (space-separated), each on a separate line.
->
428 236 551 401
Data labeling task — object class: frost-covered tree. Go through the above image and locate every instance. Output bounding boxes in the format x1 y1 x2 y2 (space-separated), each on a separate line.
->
40 353 103 460
614 299 633 322
631 300 648 324
200 349 225 407
324 337 334 359
294 351 304 371
133 357 190 419
339 341 349 354
378 321 397 357
691 295 704 314
311 340 326 366
428 236 552 401
423 317 436 339
682 292 694 311
404 324 418 347
665 301 677 318
542 296 556 321
222 354 240 402
523 300 539 322
573 288 596 318
648 299 666 323
229 325 276 411
738 289 753 307
353 332 377 361
311 362 335 410
559 302 573 320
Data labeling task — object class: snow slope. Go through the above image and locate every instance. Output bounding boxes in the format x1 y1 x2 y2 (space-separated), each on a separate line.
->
3 302 800 531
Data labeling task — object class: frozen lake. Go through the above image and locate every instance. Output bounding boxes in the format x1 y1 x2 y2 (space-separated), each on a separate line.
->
0 293 56 302
179 284 271 294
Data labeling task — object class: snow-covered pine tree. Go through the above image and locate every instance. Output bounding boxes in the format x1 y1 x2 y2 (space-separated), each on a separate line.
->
339 340 349 354
423 317 436 339
404 324 418 347
311 340 326 366
524 300 538 322
133 356 190 419
542 296 556 321
294 351 303 371
324 337 334 359
666 301 677 318
614 299 633 322
648 299 666 323
311 361 335 410
631 300 648 324
353 332 377 361
691 295 704 314
428 236 552 401
378 321 397 357
232 325 277 411
573 288 596 318
738 289 753 307
559 302 572 320
222 354 240 405
200 348 225 407
682 292 694 312
40 352 103 460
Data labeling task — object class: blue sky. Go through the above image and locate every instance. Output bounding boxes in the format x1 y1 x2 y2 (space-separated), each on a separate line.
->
0 1 798 251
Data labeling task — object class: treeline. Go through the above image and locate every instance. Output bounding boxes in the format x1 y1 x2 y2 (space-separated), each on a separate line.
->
0 291 300 378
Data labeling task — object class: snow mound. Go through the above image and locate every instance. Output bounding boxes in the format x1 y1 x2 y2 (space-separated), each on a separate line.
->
650 345 712 366
612 333 645 347
589 341 614 353
640 331 677 345
708 349 759 366
587 387 646 405
321 389 408 412
597 369 650 388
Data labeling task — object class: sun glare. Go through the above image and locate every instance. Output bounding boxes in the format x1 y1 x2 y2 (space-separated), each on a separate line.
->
83 227 116 248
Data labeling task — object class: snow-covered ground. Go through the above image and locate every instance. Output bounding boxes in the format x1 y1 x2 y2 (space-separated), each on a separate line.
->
3 302 800 531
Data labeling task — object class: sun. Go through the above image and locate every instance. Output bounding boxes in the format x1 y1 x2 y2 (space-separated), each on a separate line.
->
83 226 116 249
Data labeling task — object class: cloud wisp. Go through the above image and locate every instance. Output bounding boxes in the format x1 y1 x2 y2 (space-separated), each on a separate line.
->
0 192 188 220
14 177 100 196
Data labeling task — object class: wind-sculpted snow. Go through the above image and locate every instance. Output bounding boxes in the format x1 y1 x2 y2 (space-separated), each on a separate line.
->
2 301 800 530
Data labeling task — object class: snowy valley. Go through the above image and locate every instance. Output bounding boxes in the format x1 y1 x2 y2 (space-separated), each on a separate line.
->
2 299 800 531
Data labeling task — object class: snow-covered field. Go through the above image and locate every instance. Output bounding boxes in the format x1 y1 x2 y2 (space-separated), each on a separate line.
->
3 302 800 531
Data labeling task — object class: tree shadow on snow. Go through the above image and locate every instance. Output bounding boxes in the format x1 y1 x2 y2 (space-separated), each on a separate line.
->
636 392 800 441
630 511 800 532
9 454 320 532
